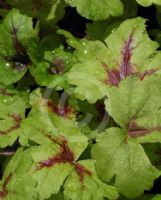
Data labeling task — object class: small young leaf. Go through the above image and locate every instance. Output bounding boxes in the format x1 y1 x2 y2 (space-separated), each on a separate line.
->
30 46 77 90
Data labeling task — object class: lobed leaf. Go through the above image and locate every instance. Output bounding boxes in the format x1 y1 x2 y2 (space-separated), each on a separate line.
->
0 148 38 200
67 18 161 103
0 86 27 147
92 128 160 198
0 9 38 85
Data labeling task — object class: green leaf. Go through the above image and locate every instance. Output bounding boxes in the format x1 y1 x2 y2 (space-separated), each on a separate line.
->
0 9 38 85
0 86 27 147
68 59 108 103
65 0 123 20
30 46 77 90
91 128 160 198
105 76 161 143
64 160 119 200
136 0 161 6
64 32 110 103
0 148 37 200
2 9 37 46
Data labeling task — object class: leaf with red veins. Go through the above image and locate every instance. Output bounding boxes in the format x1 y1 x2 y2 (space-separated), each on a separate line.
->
104 32 135 86
0 91 26 147
0 114 21 135
47 100 74 118
0 175 12 198
64 159 119 200
37 136 92 183
104 17 160 86
105 76 161 143
29 131 117 200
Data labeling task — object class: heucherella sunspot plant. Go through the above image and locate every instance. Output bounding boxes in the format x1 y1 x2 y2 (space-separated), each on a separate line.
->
0 1 161 200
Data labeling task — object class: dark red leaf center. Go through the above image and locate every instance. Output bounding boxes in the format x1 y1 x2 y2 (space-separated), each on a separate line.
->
104 32 157 86
47 100 73 118
37 135 92 182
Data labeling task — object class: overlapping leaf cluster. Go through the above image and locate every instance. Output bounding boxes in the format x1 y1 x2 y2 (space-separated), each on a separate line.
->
0 1 161 200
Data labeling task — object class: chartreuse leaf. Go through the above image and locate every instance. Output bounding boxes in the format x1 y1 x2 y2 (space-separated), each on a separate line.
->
105 76 161 143
0 148 37 200
0 9 38 85
68 59 108 103
92 76 161 198
28 144 73 200
27 135 118 200
30 45 77 90
64 160 118 200
0 86 27 148
67 38 110 103
103 17 161 91
20 89 85 149
92 128 160 199
136 0 161 6
67 17 161 103
64 0 123 20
